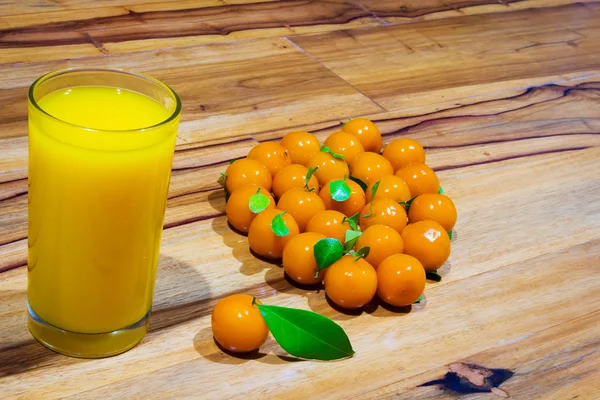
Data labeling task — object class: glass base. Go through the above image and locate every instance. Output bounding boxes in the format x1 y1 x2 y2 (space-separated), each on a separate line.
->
28 303 150 358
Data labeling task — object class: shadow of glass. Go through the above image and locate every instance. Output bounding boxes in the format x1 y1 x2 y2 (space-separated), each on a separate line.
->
149 254 210 332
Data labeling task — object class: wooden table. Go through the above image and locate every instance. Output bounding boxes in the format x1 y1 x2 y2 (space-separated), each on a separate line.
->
1 1 599 399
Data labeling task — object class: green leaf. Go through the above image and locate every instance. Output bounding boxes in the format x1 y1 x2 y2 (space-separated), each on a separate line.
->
314 238 343 270
257 304 354 361
399 195 418 210
414 294 423 304
354 246 370 260
349 176 367 192
217 172 227 188
342 212 359 231
271 212 290 237
426 271 442 282
362 213 372 219
320 146 345 160
448 230 453 240
248 188 270 213
370 180 381 200
229 159 236 165
438 186 444 194
329 180 351 202
343 230 362 252
305 166 318 191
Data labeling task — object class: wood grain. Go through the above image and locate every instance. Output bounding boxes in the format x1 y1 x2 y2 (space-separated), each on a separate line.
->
1 0 599 399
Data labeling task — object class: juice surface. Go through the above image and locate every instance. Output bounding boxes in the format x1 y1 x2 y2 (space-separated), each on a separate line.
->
28 86 177 334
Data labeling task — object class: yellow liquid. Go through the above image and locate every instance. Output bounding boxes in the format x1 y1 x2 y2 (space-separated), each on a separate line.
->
28 86 177 344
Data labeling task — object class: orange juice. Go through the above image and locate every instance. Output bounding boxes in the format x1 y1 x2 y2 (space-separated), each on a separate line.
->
28 69 180 357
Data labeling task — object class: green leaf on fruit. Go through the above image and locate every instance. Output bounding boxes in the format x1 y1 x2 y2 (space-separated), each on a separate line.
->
257 304 354 361
217 172 227 188
229 159 236 165
371 180 381 200
438 186 444 194
248 188 270 213
342 212 359 231
314 238 344 270
399 195 418 210
329 180 351 202
414 294 423 304
426 271 442 282
305 166 318 191
271 212 290 237
349 176 367 192
320 146 346 160
343 230 362 252
354 246 370 260
448 230 453 240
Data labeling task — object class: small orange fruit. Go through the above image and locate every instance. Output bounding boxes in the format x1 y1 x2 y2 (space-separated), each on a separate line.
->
282 232 326 285
211 294 268 353
319 178 366 218
401 220 450 271
382 138 426 171
351 152 394 187
224 158 272 194
395 163 440 196
355 225 404 269
272 164 319 200
323 130 365 166
248 209 299 259
280 131 321 166
277 188 326 232
324 255 377 309
306 151 350 187
248 141 292 178
408 193 457 232
377 254 426 307
359 198 407 234
366 175 412 203
226 185 275 233
306 210 351 244
342 118 382 153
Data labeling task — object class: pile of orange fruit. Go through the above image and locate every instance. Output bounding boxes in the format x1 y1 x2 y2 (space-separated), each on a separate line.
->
220 117 456 311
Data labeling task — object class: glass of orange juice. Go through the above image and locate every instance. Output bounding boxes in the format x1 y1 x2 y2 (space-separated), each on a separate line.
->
27 68 181 358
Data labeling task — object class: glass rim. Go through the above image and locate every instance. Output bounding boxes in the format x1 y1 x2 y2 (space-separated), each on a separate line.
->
28 67 182 133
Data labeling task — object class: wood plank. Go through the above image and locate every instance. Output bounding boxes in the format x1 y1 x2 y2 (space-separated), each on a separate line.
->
362 311 600 399
1 1 596 64
290 3 600 111
2 236 596 398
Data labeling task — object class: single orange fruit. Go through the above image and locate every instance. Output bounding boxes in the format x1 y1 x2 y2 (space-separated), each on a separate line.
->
306 151 350 187
248 209 299 259
351 152 394 187
324 255 377 309
224 158 272 194
272 164 319 200
401 220 450 271
323 130 365 166
382 138 426 171
211 294 268 353
282 232 326 285
319 178 366 218
306 210 351 244
366 175 412 203
248 141 292 178
395 163 440 196
280 131 321 166
355 225 404 269
359 198 407 234
408 193 457 232
226 185 275 233
377 254 426 307
342 118 382 153
277 188 326 232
